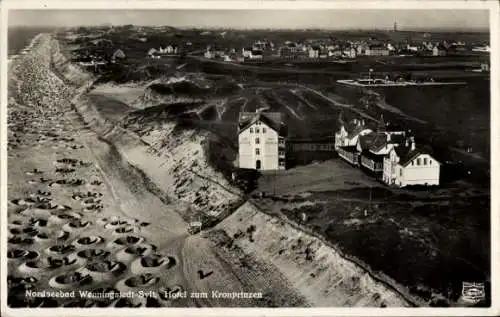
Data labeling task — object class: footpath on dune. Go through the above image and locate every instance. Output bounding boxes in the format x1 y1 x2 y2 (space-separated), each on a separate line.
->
10 33 416 307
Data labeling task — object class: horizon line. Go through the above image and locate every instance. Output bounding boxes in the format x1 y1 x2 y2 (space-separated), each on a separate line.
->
9 25 490 33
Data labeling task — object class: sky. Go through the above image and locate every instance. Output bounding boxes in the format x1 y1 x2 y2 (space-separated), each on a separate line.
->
8 9 490 31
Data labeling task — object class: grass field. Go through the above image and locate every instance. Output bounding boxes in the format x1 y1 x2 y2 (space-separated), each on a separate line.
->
253 160 490 305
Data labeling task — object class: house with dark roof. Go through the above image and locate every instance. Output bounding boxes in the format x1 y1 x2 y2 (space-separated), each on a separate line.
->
238 111 287 170
432 44 447 56
335 118 373 166
357 116 406 175
383 137 440 187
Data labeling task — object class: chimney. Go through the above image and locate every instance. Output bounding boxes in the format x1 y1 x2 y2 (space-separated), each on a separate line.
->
410 137 416 151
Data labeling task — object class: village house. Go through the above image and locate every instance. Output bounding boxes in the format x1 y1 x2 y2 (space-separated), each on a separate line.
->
242 47 253 58
357 122 406 175
247 49 264 60
335 118 373 166
365 44 390 56
238 111 287 170
204 46 226 59
432 44 447 56
111 49 126 63
383 137 440 187
309 46 320 59
356 43 368 56
342 47 357 59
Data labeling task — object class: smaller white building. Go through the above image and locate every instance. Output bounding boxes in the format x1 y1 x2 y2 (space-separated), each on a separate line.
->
383 138 440 187
238 111 287 170
309 46 320 59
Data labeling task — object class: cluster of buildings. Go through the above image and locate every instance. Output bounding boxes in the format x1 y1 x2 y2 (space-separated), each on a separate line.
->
236 110 440 188
334 116 441 187
74 48 126 69
148 44 180 59
202 37 489 62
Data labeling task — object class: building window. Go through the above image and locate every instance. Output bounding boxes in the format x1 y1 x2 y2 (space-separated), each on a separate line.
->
263 127 266 133
424 158 427 165
411 161 414 166
429 159 432 165
279 150 285 156
255 128 260 133
417 158 421 166
256 148 260 155
400 169 402 177
250 128 253 133
255 137 260 144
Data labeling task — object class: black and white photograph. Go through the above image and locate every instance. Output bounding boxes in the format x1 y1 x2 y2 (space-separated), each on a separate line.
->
1 1 499 316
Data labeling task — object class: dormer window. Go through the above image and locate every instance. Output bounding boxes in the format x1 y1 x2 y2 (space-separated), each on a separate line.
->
255 128 260 133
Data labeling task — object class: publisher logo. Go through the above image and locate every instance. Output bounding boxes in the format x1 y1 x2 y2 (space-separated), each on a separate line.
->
461 282 485 304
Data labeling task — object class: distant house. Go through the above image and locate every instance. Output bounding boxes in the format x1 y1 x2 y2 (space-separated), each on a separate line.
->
248 49 264 60
308 46 320 59
365 45 390 56
242 47 253 58
238 111 287 170
279 42 299 58
148 48 158 57
387 43 396 52
111 49 126 63
432 45 447 56
162 45 178 54
342 47 357 59
472 45 490 53
356 44 368 56
204 49 214 59
406 44 419 52
383 137 440 187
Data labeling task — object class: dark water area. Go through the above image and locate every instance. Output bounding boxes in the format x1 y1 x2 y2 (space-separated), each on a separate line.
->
381 79 490 158
8 27 54 56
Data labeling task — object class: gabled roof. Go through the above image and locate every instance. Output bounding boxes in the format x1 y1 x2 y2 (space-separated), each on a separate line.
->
113 49 126 58
370 133 406 152
393 145 439 167
369 133 388 151
358 132 378 150
238 112 287 136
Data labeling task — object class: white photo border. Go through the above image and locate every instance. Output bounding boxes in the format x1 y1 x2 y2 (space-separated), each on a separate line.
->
1 1 499 316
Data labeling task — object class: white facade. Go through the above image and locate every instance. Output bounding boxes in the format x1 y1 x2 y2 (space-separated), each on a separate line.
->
383 149 440 187
309 48 320 58
238 120 285 170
